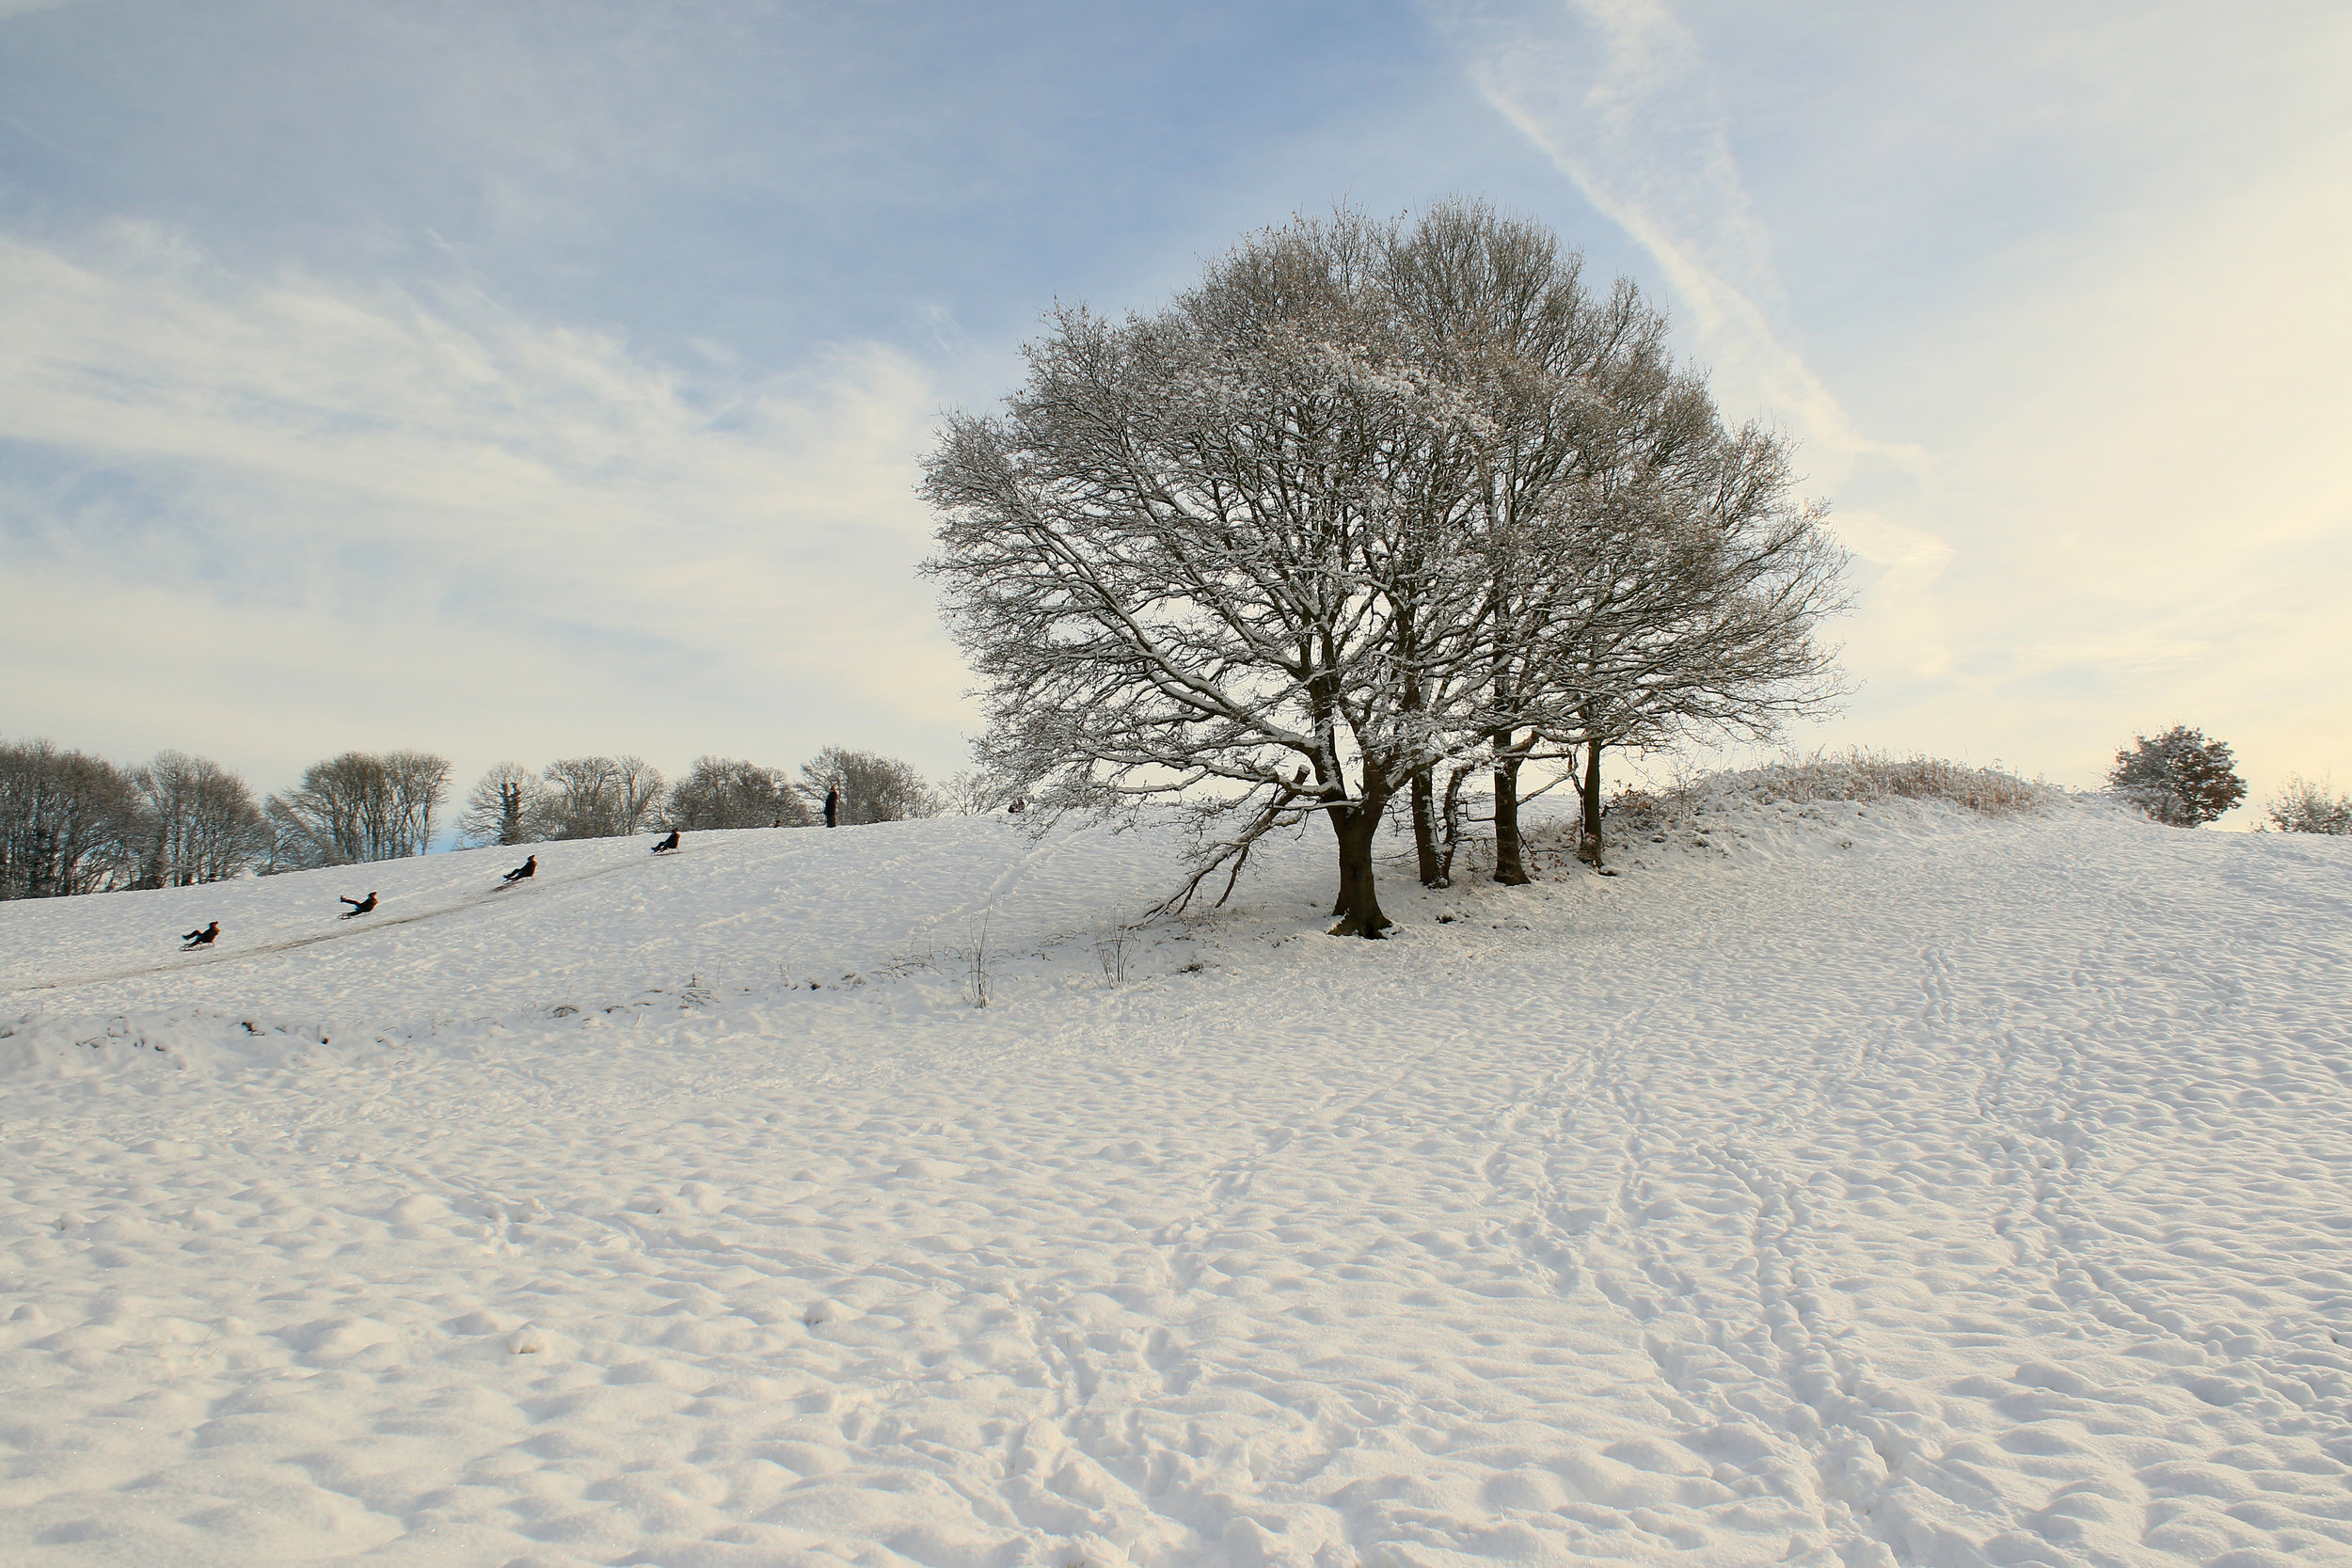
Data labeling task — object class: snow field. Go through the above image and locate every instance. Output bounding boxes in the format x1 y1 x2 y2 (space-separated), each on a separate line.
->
4 800 2351 1566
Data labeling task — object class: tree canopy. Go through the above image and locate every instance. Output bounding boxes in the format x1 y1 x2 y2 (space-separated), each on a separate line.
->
926 203 1847 935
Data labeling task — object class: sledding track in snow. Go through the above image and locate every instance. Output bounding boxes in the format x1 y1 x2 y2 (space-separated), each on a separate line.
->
4 801 2352 1566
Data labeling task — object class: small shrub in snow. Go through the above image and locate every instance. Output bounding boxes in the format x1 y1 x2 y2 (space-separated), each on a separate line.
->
1095 927 1137 986
2107 725 2246 827
2260 774 2352 835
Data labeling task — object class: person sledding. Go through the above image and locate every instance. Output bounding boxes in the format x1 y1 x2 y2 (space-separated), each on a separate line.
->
500 854 537 885
339 892 379 919
181 921 220 949
650 830 680 854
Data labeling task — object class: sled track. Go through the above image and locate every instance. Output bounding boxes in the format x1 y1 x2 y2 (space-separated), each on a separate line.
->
6 856 664 999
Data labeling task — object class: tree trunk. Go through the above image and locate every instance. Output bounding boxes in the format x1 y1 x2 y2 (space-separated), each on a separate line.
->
1437 764 1470 885
1410 768 1445 887
1580 738 1606 868
1492 731 1531 886
1326 800 1393 939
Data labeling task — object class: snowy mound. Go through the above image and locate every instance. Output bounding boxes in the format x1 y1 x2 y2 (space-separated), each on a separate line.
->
5 800 2351 1566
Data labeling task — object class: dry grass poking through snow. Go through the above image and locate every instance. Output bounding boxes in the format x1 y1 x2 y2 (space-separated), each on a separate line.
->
1734 749 2051 815
1621 749 2053 827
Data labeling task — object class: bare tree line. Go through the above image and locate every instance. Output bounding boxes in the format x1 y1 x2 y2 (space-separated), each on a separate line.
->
456 749 939 846
924 201 1850 937
1 735 938 898
0 739 453 897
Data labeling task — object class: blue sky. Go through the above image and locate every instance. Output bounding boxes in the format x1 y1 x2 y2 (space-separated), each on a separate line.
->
4 0 2347 820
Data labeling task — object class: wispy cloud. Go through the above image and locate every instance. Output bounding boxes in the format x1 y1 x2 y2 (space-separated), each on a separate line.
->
1427 2 1925 471
0 224 962 790
1426 0 2352 809
1424 0 1954 675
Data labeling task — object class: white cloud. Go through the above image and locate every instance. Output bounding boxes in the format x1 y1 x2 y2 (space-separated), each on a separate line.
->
1429 1 1931 474
0 224 969 795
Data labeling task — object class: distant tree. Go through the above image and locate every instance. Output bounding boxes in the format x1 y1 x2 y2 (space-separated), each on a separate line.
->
457 762 542 847
385 751 453 850
131 750 269 886
2260 773 2351 835
942 769 1014 816
538 755 667 839
266 750 451 866
2108 725 2247 827
0 737 142 898
797 747 939 826
666 756 811 830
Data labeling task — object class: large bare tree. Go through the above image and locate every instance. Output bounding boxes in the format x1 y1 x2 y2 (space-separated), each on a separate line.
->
1509 392 1849 864
929 202 1848 931
926 216 1502 937
1375 203 1679 885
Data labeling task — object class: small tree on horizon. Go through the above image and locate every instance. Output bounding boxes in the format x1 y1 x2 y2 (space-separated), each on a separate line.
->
2260 773 2351 835
2108 725 2246 827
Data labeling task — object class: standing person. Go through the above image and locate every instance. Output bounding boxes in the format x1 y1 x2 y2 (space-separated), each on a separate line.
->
823 786 839 829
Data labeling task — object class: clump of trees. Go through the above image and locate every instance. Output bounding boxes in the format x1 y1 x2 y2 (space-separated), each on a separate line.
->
538 755 668 840
1 738 284 896
799 747 941 826
264 752 452 868
1 738 145 898
134 750 272 885
454 755 666 844
2261 774 2350 835
452 747 935 846
664 756 813 830
924 202 1848 937
2107 726 2247 828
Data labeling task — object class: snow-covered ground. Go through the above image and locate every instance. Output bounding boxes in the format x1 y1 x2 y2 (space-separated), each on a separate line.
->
3 794 2349 1567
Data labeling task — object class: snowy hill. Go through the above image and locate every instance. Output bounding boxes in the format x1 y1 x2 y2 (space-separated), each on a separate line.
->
4 797 2350 1567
